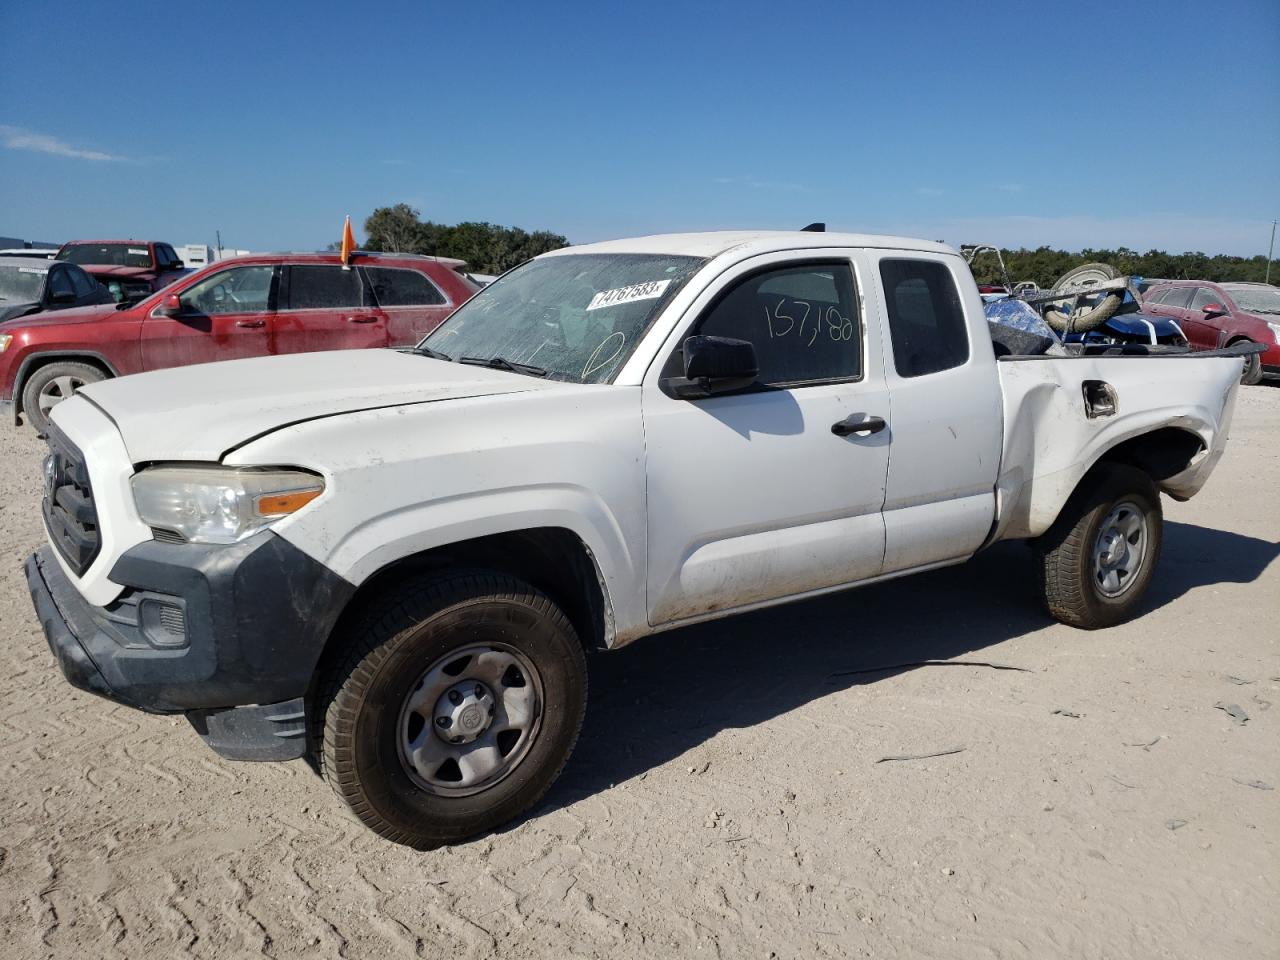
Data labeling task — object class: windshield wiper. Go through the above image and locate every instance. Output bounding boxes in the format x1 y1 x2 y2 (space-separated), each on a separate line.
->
460 355 549 378
411 344 454 361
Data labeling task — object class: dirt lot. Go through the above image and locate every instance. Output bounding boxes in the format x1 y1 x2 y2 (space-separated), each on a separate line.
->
0 387 1276 960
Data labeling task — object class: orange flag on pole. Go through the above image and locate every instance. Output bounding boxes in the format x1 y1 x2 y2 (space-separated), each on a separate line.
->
340 215 355 269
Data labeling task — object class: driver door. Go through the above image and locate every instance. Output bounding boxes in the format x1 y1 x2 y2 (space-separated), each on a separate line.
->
642 254 891 627
141 264 279 371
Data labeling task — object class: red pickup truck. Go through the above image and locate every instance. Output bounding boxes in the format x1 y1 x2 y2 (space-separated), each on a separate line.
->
0 250 478 433
54 240 191 303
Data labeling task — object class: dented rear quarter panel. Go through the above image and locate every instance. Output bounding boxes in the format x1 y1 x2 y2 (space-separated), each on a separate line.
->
992 354 1242 541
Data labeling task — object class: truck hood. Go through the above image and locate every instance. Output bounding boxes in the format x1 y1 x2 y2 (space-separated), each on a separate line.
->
72 349 560 463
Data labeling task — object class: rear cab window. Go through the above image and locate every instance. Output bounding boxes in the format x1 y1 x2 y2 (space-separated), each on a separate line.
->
878 258 969 377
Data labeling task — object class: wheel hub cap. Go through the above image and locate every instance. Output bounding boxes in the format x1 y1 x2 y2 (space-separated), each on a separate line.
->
433 681 494 745
1092 502 1147 598
397 643 544 797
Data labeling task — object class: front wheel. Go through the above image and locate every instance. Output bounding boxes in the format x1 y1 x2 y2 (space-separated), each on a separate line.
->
21 361 106 435
1035 464 1163 629
317 572 587 849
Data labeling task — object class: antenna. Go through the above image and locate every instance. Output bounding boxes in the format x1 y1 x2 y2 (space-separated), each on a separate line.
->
800 222 825 233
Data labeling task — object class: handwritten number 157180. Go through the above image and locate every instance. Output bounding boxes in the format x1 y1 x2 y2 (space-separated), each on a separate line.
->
765 298 854 344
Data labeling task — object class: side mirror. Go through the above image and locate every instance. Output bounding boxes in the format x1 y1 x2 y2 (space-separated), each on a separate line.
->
1202 303 1227 317
158 293 183 317
664 335 758 399
50 290 77 305
171 260 184 269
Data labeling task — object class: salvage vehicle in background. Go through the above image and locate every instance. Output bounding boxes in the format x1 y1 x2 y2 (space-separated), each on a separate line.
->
1142 280 1280 384
55 240 190 303
24 229 1253 849
0 250 479 433
963 246 1186 349
0 256 113 323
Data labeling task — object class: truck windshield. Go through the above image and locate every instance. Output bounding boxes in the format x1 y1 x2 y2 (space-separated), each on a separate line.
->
57 244 153 269
420 253 706 383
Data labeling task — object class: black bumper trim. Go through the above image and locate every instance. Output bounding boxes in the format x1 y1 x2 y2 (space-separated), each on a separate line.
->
186 698 308 761
26 530 356 715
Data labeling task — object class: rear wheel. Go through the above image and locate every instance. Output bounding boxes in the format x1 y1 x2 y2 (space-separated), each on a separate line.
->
21 361 106 435
1035 464 1163 629
317 572 587 848
1236 344 1263 385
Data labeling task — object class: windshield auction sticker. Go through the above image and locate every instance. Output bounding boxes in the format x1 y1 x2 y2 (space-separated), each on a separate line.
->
586 279 672 311
18 267 48 274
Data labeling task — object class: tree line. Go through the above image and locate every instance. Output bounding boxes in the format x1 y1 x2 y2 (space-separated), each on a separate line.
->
970 246 1275 288
359 204 568 274
354 205 1275 287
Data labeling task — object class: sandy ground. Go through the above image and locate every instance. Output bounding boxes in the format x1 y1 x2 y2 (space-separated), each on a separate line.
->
0 387 1276 960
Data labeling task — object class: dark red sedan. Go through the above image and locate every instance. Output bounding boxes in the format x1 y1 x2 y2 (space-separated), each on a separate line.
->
0 250 478 432
1142 280 1280 384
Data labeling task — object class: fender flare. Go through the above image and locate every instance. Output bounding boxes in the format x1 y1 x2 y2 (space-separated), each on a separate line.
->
11 350 122 421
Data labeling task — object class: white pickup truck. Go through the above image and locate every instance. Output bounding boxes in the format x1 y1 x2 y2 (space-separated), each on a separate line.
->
26 230 1248 848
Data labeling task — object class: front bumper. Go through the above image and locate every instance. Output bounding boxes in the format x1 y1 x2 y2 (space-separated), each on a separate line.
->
26 530 355 759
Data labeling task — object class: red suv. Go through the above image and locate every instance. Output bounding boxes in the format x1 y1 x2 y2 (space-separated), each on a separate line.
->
0 251 478 433
54 240 191 303
1142 280 1280 384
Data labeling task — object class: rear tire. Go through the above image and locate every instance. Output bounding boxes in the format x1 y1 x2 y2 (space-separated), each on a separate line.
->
1035 464 1162 629
1237 346 1263 386
317 571 587 849
21 361 106 435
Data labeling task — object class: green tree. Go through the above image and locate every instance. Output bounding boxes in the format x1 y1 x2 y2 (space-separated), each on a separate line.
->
361 206 569 272
364 203 425 254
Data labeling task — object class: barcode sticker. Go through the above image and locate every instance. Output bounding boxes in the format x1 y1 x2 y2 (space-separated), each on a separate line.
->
586 279 671 311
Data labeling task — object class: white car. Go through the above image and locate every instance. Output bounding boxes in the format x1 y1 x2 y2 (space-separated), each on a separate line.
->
27 230 1248 848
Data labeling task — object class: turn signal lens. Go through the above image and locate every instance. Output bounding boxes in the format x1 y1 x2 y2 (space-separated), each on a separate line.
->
255 488 323 517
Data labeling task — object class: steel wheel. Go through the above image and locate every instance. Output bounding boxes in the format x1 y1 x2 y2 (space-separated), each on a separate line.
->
1092 501 1148 597
397 643 544 797
38 374 87 415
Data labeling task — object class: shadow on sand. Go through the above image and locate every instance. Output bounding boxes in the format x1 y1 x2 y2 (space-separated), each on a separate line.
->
533 522 1278 815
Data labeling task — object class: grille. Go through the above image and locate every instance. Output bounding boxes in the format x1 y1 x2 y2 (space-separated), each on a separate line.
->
42 427 100 576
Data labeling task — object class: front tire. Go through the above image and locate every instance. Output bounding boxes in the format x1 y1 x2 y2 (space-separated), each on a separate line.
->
317 572 587 849
1035 464 1163 629
21 361 106 435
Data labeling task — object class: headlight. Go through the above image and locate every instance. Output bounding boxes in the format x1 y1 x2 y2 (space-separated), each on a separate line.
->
0 334 11 353
1267 321 1280 343
131 466 324 544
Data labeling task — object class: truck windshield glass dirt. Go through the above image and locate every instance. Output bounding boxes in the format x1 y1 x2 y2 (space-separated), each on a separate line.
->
56 244 153 269
420 253 706 383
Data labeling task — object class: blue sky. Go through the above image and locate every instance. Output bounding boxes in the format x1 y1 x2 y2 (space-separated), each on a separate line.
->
1 0 1277 256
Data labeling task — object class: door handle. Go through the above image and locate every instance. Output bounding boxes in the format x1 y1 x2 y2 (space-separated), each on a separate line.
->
345 315 378 324
235 319 266 328
831 414 887 437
